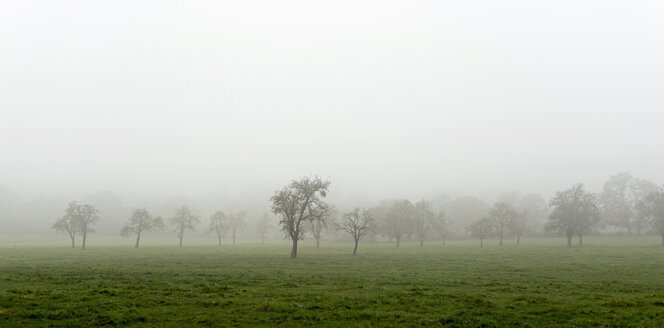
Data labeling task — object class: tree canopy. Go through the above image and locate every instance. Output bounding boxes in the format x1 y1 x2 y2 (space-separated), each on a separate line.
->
271 176 330 258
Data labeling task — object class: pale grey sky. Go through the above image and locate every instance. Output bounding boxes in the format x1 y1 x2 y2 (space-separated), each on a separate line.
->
1 0 663 202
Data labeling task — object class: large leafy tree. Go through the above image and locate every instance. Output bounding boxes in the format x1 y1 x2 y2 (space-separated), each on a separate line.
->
271 176 330 258
169 205 200 247
120 208 165 248
545 184 600 248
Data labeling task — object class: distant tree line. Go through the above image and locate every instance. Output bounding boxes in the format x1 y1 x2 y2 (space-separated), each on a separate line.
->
50 171 664 253
52 202 255 249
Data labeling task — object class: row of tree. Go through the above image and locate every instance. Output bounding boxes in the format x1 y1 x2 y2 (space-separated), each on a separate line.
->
52 173 664 255
546 182 664 248
54 203 256 249
267 175 664 257
465 202 528 248
268 177 543 256
367 199 450 248
598 172 659 234
463 181 664 249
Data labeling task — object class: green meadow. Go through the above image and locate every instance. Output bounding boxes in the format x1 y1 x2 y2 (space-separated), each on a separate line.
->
1 236 663 327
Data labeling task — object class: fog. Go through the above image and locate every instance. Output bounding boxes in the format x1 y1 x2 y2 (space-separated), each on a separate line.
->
1 1 663 238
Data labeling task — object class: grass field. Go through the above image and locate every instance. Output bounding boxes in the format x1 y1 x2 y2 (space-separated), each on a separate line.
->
1 236 663 327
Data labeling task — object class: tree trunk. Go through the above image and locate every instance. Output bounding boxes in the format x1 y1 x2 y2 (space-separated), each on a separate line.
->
179 234 183 247
442 237 445 246
499 233 503 247
217 233 222 247
353 238 359 255
420 239 424 247
316 237 320 248
480 238 483 248
233 234 236 245
70 236 75 248
578 235 583 247
290 239 298 258
81 232 87 250
396 238 400 248
567 235 572 248
134 232 141 249
516 234 520 245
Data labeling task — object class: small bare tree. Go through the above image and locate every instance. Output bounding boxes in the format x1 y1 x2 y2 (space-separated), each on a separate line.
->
257 213 271 245
466 218 493 248
78 204 101 250
432 211 451 246
208 211 229 247
338 208 376 255
488 202 517 246
271 175 330 258
309 206 335 248
366 229 377 246
169 205 200 247
413 200 435 246
508 210 529 244
120 208 165 248
384 200 414 248
229 211 246 245
638 186 664 246
52 201 80 248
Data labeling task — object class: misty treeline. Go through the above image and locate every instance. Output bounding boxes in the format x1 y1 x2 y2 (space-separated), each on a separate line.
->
0 186 278 248
2 172 664 254
363 172 664 250
53 203 255 249
269 173 664 257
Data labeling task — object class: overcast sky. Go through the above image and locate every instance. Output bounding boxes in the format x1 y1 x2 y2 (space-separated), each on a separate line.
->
1 0 663 202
